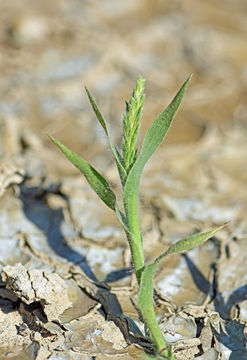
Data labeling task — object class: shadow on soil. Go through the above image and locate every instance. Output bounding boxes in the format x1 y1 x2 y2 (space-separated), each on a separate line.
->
19 182 146 347
19 182 98 281
19 182 130 283
183 253 247 359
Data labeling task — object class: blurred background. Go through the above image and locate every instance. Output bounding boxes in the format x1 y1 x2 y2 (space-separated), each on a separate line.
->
0 0 246 172
1 3 247 357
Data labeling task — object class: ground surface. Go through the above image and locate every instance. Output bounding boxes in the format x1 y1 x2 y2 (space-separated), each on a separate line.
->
0 1 247 359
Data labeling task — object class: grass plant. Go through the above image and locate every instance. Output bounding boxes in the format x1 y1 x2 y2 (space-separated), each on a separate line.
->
48 76 225 359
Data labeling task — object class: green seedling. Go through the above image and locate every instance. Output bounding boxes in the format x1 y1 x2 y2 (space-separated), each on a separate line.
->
48 76 225 359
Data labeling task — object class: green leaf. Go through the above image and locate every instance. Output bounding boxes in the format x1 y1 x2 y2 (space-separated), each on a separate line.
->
48 135 116 210
124 76 191 202
122 77 191 285
138 223 227 354
85 86 127 183
155 222 227 264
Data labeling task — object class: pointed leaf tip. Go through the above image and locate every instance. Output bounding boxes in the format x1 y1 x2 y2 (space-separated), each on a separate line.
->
84 86 127 184
124 76 191 201
155 222 228 264
137 223 227 354
48 134 116 211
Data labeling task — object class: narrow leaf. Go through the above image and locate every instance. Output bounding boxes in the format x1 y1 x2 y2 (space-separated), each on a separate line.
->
155 223 227 265
85 86 108 133
85 87 127 183
48 135 116 210
138 223 226 354
124 76 191 201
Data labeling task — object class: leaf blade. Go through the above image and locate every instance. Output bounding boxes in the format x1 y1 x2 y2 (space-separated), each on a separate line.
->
48 135 116 210
155 222 227 265
85 86 108 134
85 86 127 183
124 76 191 200
138 223 226 355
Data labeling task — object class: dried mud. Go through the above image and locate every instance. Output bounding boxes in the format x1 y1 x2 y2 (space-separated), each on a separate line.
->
0 0 247 359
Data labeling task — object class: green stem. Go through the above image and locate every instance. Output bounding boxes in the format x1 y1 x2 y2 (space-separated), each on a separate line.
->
123 180 170 358
141 303 170 358
124 192 145 283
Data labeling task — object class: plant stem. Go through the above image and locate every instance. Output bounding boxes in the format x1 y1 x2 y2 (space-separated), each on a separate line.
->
141 298 170 358
124 191 145 283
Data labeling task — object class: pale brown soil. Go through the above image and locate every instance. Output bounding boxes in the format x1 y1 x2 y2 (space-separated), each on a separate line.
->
0 1 247 359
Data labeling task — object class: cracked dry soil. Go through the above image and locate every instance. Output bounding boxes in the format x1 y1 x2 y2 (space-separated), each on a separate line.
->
0 125 247 360
1 0 247 359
